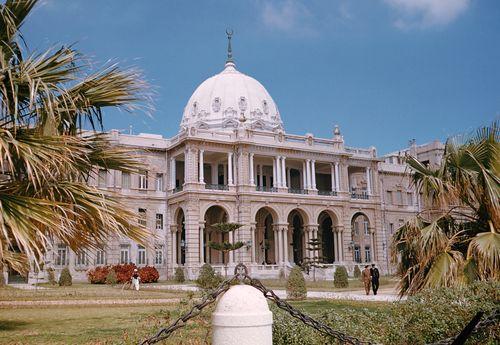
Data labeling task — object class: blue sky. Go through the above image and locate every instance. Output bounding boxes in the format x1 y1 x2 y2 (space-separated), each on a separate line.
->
24 0 499 154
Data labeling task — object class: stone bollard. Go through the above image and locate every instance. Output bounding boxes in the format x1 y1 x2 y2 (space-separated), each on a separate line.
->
212 284 273 345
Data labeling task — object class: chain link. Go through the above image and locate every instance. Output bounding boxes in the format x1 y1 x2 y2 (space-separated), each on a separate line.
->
140 264 498 345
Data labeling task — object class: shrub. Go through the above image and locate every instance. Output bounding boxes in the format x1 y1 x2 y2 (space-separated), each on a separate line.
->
333 266 348 288
139 266 160 283
105 269 118 285
87 266 110 284
196 264 222 290
353 265 361 279
113 263 136 283
58 267 72 286
47 267 56 285
174 267 185 283
286 266 306 300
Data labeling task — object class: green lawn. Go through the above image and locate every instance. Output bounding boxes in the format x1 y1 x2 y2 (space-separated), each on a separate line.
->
0 283 188 301
0 297 387 344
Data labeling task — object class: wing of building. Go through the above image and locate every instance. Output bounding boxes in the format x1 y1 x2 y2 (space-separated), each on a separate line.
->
16 36 445 284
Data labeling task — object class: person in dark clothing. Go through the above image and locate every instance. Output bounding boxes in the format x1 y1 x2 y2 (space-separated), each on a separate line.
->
370 264 380 295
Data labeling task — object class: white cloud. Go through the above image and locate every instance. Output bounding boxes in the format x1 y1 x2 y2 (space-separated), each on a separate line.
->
384 0 470 29
261 0 316 36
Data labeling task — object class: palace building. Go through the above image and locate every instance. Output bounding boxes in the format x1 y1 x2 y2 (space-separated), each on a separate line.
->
13 35 445 284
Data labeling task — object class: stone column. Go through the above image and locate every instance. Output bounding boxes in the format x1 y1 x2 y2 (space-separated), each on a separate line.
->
228 231 234 264
171 225 177 266
199 223 205 264
331 163 335 192
251 225 256 263
170 158 176 190
282 226 289 264
199 149 205 184
306 159 312 190
366 167 372 195
281 156 287 188
211 163 218 184
272 159 277 188
370 231 375 262
275 156 281 188
249 153 255 185
259 165 264 187
302 161 307 189
311 160 317 190
339 227 345 261
228 152 234 186
277 227 283 264
334 162 340 191
273 226 279 264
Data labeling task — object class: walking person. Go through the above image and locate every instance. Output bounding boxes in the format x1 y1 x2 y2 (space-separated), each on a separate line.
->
371 264 380 295
361 265 371 295
131 268 140 291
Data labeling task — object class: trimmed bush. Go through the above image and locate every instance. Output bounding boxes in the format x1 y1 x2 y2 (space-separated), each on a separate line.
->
139 266 159 283
286 266 306 300
113 263 136 283
58 267 72 286
174 267 185 283
47 267 56 285
87 266 110 284
105 269 118 285
196 264 222 290
334 265 348 288
353 265 361 279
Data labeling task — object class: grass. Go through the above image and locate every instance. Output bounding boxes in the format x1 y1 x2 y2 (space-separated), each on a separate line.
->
0 283 188 301
0 296 387 344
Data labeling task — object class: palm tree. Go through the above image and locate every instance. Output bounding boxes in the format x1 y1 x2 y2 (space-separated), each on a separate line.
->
391 121 499 295
0 0 152 277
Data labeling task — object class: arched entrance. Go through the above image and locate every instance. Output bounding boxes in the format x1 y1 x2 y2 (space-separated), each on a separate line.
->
318 211 336 263
204 205 229 264
175 208 186 265
255 207 278 264
288 209 307 265
351 212 371 263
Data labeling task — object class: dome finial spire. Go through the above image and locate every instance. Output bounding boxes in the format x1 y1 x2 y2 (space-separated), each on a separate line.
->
225 28 234 65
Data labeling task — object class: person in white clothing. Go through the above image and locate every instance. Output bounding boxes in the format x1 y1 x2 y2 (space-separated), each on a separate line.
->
131 268 140 291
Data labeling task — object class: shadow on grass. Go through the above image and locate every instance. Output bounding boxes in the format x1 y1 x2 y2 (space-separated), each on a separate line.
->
0 320 30 331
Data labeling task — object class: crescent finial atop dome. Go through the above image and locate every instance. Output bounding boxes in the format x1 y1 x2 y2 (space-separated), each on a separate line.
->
225 28 234 66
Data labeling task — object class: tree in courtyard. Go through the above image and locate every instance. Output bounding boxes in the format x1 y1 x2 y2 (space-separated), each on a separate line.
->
208 222 244 276
391 122 499 296
0 0 152 280
302 237 326 282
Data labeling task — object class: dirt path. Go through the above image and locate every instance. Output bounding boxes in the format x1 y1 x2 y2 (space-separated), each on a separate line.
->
0 298 181 307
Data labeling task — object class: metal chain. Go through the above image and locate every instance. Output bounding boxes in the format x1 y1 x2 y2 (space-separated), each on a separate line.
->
139 275 237 345
140 264 498 345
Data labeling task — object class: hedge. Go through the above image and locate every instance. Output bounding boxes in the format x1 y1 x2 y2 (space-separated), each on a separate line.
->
87 264 159 284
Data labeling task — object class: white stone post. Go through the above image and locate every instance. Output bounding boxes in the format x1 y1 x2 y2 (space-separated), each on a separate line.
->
277 227 283 264
212 285 273 345
331 163 335 192
311 160 317 190
199 149 204 184
283 227 288 264
275 156 281 187
306 159 312 189
334 162 340 191
249 153 255 185
228 152 234 186
273 227 279 264
281 156 287 188
272 158 277 188
302 161 307 189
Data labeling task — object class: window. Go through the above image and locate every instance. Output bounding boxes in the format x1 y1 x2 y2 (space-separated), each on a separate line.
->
139 171 148 190
365 246 371 262
156 173 164 191
407 192 413 206
395 191 403 205
354 246 361 263
155 245 163 265
138 208 147 227
120 245 130 264
96 249 106 265
386 191 393 204
353 222 359 236
55 244 68 266
76 250 87 266
122 172 131 189
137 245 146 265
363 221 369 235
98 169 107 188
156 213 164 230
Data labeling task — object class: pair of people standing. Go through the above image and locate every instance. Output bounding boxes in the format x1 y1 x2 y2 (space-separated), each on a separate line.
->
361 264 380 295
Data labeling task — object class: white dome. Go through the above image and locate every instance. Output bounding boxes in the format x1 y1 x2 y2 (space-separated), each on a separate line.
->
180 61 283 132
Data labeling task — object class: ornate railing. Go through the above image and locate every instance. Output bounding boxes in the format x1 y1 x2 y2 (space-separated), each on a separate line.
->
288 188 308 195
351 192 369 200
318 190 338 196
255 186 277 192
205 184 229 191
